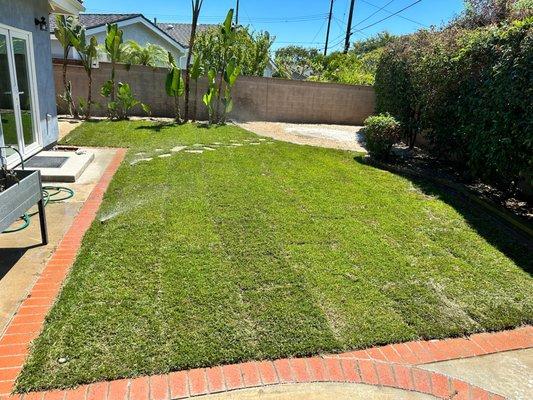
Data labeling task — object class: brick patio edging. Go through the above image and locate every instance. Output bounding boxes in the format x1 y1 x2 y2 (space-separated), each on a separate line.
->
0 148 127 398
0 146 530 399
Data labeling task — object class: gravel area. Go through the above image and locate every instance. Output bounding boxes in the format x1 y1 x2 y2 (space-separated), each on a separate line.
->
236 121 367 152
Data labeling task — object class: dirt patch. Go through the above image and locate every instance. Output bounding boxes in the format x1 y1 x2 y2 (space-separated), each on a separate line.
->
236 121 366 152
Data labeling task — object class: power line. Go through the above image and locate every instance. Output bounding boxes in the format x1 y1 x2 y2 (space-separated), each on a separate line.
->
358 0 427 27
331 0 423 49
356 0 422 32
354 0 396 27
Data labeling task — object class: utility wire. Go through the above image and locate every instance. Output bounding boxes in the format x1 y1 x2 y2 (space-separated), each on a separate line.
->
359 0 427 27
330 0 423 48
354 0 396 27
355 0 422 32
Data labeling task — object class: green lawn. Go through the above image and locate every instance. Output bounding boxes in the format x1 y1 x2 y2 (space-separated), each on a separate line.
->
16 121 532 392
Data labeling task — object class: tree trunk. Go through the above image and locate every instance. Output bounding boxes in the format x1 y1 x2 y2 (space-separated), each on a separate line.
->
111 60 116 103
63 48 78 118
86 72 92 120
184 1 203 121
175 95 181 122
193 79 198 122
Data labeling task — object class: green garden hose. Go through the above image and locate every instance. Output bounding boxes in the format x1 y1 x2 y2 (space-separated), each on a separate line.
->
2 186 75 234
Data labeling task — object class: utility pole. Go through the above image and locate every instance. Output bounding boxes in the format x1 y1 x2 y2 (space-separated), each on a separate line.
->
344 0 356 53
324 0 334 56
235 0 240 25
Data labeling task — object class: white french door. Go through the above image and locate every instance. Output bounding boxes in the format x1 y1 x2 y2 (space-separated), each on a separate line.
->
0 24 41 167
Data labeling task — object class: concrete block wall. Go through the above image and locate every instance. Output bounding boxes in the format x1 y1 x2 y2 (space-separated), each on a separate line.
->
55 62 375 125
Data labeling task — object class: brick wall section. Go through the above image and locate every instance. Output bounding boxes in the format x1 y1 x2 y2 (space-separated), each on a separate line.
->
54 63 375 124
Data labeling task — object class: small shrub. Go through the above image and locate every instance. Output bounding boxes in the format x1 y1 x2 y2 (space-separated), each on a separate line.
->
363 113 401 159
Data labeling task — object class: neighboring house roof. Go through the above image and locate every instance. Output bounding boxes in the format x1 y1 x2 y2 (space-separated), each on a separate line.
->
48 0 85 15
50 13 142 31
50 14 216 49
156 23 216 48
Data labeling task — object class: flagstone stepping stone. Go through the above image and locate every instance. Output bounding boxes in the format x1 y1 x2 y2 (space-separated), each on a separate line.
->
212 142 223 145
250 142 261 145
185 150 204 154
158 154 172 158
171 146 187 153
258 138 267 141
130 158 153 166
232 143 244 147
155 148 164 152
193 143 203 147
203 147 216 151
134 152 145 156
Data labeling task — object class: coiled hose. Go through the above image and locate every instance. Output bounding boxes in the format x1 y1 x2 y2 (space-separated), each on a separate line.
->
2 186 75 233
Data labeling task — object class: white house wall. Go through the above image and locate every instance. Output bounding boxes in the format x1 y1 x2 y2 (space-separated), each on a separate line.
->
0 0 59 150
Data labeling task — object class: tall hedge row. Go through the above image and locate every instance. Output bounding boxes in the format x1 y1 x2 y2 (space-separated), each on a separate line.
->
375 18 533 193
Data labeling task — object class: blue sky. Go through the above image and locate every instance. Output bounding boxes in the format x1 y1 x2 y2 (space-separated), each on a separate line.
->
83 0 466 51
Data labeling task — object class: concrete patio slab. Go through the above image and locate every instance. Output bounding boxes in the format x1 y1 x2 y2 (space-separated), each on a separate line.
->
194 383 436 400
421 348 533 400
22 150 95 183
0 148 118 334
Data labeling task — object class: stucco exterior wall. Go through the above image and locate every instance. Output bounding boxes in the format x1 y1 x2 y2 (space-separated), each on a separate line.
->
0 0 59 149
55 62 376 125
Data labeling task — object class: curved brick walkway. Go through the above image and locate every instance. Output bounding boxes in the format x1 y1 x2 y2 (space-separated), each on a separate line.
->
0 147 531 400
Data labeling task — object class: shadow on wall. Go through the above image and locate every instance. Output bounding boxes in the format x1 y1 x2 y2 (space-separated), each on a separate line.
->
353 155 533 276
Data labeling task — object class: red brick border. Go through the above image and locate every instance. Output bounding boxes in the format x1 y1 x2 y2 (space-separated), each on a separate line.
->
0 148 126 398
0 146 530 400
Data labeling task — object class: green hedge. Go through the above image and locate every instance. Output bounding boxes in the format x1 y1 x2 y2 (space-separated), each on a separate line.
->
375 18 533 193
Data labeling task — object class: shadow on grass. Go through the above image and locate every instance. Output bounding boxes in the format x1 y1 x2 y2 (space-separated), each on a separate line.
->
134 123 179 133
353 155 533 275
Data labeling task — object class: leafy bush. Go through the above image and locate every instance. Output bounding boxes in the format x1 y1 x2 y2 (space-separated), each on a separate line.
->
375 17 533 193
363 113 401 159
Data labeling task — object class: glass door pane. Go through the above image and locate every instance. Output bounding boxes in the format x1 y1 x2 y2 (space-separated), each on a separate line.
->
11 36 36 150
0 31 18 159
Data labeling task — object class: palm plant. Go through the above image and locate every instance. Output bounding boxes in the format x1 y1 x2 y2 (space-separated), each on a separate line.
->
102 24 123 105
189 55 203 121
121 41 167 67
215 9 237 122
69 29 98 119
165 53 186 122
184 0 204 121
54 15 81 118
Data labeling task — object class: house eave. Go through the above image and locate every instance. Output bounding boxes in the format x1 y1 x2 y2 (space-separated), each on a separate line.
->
49 0 85 16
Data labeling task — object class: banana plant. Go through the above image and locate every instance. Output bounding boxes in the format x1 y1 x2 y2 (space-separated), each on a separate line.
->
215 9 236 122
101 23 123 116
54 15 81 118
108 82 149 120
221 58 241 123
203 68 218 125
189 55 203 122
69 29 98 119
165 53 185 122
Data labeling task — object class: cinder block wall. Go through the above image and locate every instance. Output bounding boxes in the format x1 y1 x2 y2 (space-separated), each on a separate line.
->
55 62 375 124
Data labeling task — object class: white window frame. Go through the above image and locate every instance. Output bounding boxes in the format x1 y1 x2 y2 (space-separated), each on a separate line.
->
0 22 42 168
